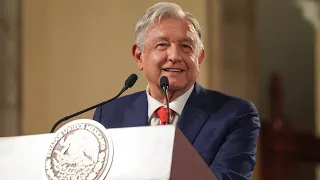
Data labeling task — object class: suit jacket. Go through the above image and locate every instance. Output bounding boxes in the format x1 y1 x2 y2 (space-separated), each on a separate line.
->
93 82 260 180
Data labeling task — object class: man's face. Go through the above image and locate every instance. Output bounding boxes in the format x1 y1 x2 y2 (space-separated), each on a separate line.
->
133 18 204 92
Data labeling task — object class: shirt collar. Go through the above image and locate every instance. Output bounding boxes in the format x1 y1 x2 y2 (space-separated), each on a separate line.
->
146 84 194 119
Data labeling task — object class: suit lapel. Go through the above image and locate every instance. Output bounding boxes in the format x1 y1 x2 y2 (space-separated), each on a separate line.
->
121 92 148 127
119 83 210 143
177 83 210 144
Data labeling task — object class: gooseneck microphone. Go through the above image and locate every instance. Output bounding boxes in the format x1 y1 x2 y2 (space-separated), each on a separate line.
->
50 73 138 133
160 76 170 125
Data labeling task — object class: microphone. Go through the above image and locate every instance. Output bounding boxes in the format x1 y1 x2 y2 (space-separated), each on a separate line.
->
160 76 170 125
50 73 138 133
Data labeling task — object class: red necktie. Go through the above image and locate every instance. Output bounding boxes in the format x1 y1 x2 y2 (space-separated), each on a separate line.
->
156 107 174 125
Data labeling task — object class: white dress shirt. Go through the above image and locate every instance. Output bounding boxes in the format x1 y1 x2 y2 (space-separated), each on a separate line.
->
146 85 194 126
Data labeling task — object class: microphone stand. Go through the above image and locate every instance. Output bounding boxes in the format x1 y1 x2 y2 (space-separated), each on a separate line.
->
50 74 138 133
162 86 170 125
160 76 171 125
50 87 126 133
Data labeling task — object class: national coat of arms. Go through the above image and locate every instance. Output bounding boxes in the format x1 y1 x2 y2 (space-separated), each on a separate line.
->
44 119 113 180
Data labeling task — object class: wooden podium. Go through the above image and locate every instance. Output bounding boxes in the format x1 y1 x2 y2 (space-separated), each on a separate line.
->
0 120 216 180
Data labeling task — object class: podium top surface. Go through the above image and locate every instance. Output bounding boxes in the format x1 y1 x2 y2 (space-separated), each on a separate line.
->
0 121 215 180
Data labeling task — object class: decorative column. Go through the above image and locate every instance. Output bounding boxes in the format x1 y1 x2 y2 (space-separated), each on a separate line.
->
0 0 20 136
296 1 320 179
206 1 260 178
207 0 259 105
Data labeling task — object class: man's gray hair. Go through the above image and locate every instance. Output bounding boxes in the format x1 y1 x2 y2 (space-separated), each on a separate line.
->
134 2 204 52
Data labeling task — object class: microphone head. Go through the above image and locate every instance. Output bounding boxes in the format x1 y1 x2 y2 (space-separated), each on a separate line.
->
160 76 169 89
125 74 138 88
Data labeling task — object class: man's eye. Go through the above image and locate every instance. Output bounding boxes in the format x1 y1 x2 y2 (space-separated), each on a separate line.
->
157 43 168 47
182 44 191 49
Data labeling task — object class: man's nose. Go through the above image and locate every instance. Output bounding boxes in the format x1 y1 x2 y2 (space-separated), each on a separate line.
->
167 45 182 63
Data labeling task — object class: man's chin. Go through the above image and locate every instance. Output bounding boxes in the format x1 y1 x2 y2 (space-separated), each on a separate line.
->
168 84 188 92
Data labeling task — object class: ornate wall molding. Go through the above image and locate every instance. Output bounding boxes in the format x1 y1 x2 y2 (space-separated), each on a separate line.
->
0 0 20 136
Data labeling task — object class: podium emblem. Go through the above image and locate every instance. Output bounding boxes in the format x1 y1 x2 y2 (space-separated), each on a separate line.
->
44 119 113 180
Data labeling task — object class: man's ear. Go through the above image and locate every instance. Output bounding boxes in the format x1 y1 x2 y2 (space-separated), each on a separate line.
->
132 44 143 70
198 49 205 66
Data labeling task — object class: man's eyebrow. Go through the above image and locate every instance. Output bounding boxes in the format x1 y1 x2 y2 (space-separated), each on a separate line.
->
150 37 194 44
180 38 194 43
152 36 168 42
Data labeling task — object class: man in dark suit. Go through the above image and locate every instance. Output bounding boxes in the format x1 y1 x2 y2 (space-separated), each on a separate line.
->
93 2 260 180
